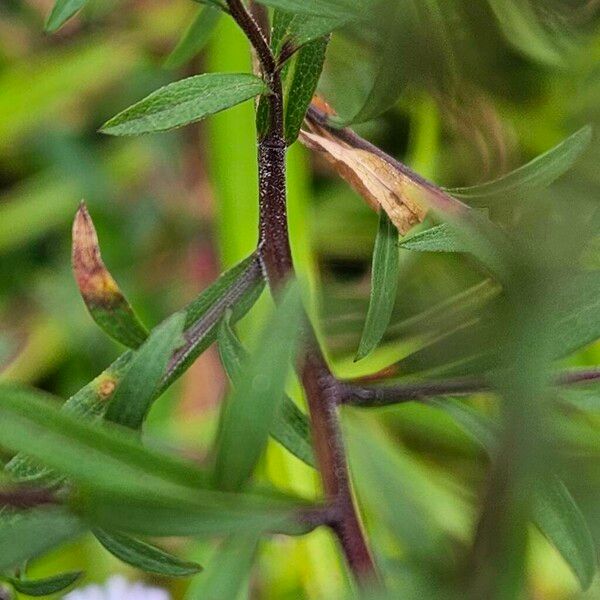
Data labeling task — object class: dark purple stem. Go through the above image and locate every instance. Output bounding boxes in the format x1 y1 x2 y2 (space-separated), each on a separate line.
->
0 487 58 509
341 367 600 407
225 0 377 583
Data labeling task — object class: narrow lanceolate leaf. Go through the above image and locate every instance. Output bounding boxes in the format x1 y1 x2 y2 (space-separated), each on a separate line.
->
0 508 84 571
256 0 362 19
432 399 597 590
6 255 265 482
282 13 351 52
101 73 268 136
218 315 315 467
214 282 304 491
534 477 597 591
45 0 87 33
72 202 148 349
450 126 593 206
6 571 82 596
164 6 221 69
105 313 185 429
486 0 571 67
0 385 311 538
284 37 329 145
93 529 202 577
185 535 257 600
356 211 399 361
398 223 468 254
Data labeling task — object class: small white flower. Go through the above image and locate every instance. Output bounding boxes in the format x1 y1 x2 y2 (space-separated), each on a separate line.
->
63 575 170 600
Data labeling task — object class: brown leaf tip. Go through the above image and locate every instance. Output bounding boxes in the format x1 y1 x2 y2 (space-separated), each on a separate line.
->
72 202 122 306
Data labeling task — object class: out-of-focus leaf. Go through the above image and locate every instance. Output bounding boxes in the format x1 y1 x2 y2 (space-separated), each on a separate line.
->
559 386 600 413
192 0 227 11
185 535 257 600
450 126 593 205
101 73 267 136
218 315 315 467
398 223 469 254
105 313 185 429
5 571 82 596
486 0 571 66
6 255 265 482
345 2 407 125
164 6 222 69
0 509 84 571
72 202 148 349
345 417 449 560
549 271 600 359
45 0 87 32
285 13 350 49
356 211 399 361
256 0 363 18
284 37 328 144
534 477 597 591
0 384 209 494
432 398 597 589
0 385 311 538
214 282 303 491
93 529 202 577
429 398 499 451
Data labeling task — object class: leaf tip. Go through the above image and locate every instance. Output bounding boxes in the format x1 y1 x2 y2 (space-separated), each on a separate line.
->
72 202 121 308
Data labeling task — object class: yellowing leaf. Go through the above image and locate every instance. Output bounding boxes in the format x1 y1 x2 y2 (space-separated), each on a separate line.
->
72 202 148 348
300 127 427 234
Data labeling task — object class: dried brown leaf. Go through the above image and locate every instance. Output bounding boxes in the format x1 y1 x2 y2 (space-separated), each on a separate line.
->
301 127 433 233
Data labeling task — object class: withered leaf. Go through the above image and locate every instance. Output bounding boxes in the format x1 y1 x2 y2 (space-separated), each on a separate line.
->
301 127 428 233
301 107 468 233
72 202 148 348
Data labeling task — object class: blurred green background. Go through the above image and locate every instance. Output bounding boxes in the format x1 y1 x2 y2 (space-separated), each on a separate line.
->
1 1 600 598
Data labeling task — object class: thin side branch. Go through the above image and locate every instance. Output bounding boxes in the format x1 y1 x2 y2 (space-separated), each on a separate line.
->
0 487 58 509
341 366 600 407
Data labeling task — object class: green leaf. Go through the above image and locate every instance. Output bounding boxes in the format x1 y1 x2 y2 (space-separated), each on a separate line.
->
6 254 265 482
284 13 351 49
0 508 84 571
45 0 87 33
164 6 222 69
0 385 310 538
256 0 363 19
345 2 407 125
486 0 571 67
6 571 82 596
345 417 449 560
72 202 148 349
355 211 399 361
284 37 329 144
534 477 597 591
432 398 597 590
192 0 226 10
549 271 600 359
398 223 467 254
105 313 185 429
185 535 257 600
218 315 315 467
101 73 268 136
449 126 593 206
214 281 303 491
93 529 202 577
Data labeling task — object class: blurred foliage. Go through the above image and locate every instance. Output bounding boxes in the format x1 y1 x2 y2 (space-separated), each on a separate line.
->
0 0 600 598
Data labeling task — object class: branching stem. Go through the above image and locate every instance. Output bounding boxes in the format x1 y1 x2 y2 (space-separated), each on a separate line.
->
341 366 600 407
225 0 377 584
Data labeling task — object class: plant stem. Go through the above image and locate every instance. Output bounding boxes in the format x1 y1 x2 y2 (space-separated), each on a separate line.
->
225 0 376 583
0 486 57 509
341 366 600 407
